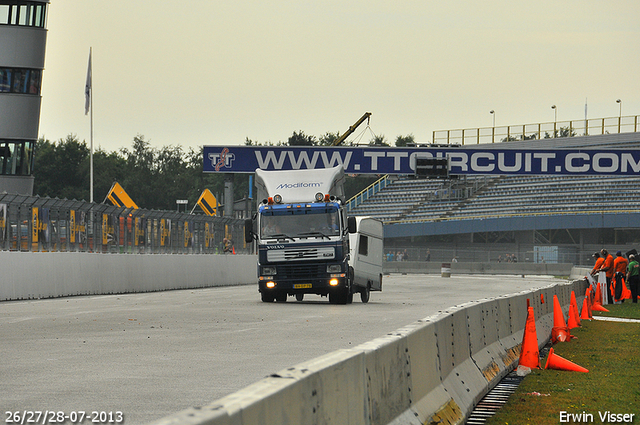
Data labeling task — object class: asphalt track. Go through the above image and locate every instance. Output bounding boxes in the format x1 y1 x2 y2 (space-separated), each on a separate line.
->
1 274 567 424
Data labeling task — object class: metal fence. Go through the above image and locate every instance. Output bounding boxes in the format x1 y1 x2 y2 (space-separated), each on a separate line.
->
432 114 640 145
382 245 632 268
0 193 249 254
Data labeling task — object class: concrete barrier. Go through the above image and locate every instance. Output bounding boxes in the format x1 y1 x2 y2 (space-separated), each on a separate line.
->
0 252 257 301
150 277 588 425
384 261 574 276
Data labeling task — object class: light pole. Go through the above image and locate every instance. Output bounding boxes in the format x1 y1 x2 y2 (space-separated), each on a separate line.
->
551 105 557 137
616 99 622 133
490 110 495 143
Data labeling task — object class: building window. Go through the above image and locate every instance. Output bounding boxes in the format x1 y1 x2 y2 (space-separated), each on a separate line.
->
0 1 46 28
0 140 34 176
0 68 41 95
358 234 369 256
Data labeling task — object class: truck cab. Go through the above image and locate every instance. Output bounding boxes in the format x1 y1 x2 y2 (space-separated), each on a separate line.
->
245 166 363 304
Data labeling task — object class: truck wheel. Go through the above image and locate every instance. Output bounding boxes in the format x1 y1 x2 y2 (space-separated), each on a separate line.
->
360 284 370 303
275 292 287 303
261 292 275 303
295 293 304 302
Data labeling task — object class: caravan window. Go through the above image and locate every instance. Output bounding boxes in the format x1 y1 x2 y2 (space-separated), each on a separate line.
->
358 234 368 256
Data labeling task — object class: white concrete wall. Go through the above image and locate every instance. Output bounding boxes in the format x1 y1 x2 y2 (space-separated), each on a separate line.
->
150 278 588 425
0 252 257 300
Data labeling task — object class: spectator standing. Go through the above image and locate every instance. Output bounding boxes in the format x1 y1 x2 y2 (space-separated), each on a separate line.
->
223 237 234 254
590 252 604 277
613 251 629 303
425 249 431 262
599 249 615 303
626 254 639 304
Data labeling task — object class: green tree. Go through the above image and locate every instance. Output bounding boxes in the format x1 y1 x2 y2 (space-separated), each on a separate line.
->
395 134 415 147
318 132 339 146
544 126 577 139
369 134 389 146
93 147 127 202
287 130 316 146
33 134 90 200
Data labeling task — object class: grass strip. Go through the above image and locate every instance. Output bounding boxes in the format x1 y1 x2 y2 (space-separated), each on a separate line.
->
486 304 640 425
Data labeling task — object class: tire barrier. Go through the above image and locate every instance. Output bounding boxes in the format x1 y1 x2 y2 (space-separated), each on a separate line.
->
150 278 587 425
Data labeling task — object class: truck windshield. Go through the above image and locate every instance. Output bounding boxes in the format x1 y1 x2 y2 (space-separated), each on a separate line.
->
260 209 340 240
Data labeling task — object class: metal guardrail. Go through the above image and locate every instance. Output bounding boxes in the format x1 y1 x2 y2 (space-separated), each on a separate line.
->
345 174 391 212
0 193 248 254
433 115 640 145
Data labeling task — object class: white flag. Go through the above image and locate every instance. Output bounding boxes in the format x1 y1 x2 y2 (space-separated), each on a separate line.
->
85 49 92 115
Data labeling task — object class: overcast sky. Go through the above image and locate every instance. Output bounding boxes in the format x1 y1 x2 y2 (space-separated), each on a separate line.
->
39 0 640 153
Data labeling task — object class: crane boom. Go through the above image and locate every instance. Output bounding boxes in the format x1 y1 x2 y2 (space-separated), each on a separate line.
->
331 112 372 146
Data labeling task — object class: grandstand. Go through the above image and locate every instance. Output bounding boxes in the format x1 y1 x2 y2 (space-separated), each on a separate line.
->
350 174 640 222
348 132 640 265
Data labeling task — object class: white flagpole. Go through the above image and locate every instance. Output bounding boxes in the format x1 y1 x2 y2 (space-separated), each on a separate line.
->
85 48 94 203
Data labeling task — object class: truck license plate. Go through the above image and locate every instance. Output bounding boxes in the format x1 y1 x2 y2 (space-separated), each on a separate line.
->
294 284 312 289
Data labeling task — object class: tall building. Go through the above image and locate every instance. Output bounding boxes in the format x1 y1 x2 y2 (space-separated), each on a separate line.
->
0 0 48 195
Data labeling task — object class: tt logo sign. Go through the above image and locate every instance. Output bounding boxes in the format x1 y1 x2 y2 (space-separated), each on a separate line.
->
208 148 235 171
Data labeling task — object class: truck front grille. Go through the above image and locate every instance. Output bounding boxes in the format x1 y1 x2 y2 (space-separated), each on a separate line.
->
267 247 335 262
279 264 325 280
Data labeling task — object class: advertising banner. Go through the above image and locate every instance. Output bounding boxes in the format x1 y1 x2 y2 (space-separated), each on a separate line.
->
203 145 640 176
69 210 76 244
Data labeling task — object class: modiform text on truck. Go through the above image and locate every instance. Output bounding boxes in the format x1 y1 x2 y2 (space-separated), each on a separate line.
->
245 165 382 304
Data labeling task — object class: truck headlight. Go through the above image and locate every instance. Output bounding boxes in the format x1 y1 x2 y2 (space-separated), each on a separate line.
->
261 266 277 275
326 264 342 273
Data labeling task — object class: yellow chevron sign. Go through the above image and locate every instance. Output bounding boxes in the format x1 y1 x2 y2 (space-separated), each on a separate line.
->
197 189 217 216
106 182 139 209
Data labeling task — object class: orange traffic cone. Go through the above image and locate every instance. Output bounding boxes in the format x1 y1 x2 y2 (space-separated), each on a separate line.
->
591 285 609 312
518 306 540 369
580 297 591 320
545 348 589 373
551 295 573 343
621 278 632 301
594 284 603 305
591 302 610 312
567 303 580 329
585 287 594 318
570 291 581 327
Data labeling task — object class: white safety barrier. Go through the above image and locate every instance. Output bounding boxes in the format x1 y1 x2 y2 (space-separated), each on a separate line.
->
151 278 587 425
0 252 257 300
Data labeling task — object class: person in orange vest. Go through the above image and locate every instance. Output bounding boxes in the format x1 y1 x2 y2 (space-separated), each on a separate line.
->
613 251 629 303
590 252 604 277
626 254 639 304
599 249 615 304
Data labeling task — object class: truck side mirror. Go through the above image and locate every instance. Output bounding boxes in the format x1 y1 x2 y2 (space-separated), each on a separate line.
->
347 216 357 233
244 219 254 243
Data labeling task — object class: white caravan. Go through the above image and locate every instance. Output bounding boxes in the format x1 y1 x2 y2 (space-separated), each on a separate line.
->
348 217 383 302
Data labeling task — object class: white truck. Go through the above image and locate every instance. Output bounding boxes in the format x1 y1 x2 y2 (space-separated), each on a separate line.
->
244 165 383 304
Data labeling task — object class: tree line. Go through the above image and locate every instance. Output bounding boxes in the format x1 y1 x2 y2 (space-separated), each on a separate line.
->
33 131 416 211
